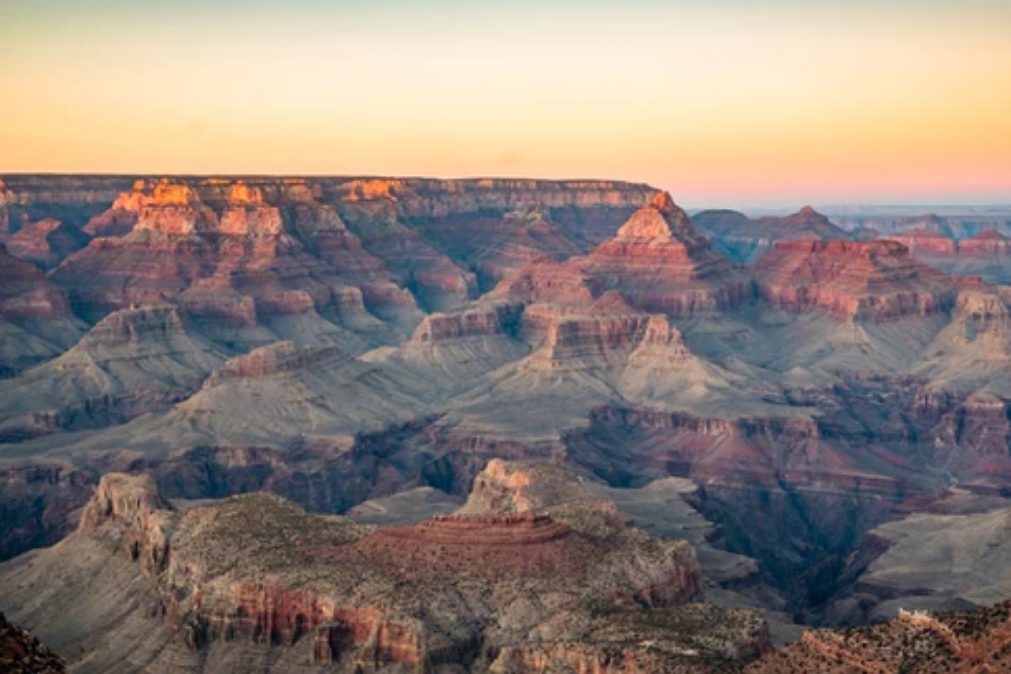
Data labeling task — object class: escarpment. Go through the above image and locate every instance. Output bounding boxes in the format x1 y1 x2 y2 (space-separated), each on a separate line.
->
5 174 1011 662
884 229 1011 284
493 191 750 318
754 239 957 320
0 470 758 674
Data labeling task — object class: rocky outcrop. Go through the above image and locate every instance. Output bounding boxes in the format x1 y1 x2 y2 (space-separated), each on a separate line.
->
52 179 416 334
522 310 690 372
693 206 849 264
883 229 1011 285
0 612 66 674
4 218 89 269
78 473 174 575
754 239 957 320
885 228 958 256
0 305 223 439
494 192 750 318
960 229 1011 256
82 179 149 237
0 472 750 674
747 601 1011 673
491 604 769 674
410 302 523 345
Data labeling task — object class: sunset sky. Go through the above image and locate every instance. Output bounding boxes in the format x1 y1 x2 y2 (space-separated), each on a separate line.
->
1 0 1009 207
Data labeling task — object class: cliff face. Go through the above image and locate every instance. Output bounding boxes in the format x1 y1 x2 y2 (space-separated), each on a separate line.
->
32 176 651 338
5 173 1011 651
0 470 759 674
754 239 957 320
884 229 1011 285
493 191 750 319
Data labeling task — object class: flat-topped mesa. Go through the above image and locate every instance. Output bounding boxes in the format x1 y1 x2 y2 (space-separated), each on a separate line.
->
754 239 958 320
884 228 957 256
336 177 654 219
953 289 1011 328
525 311 689 372
76 304 189 348
410 302 522 345
959 229 1011 256
205 341 348 385
389 512 575 545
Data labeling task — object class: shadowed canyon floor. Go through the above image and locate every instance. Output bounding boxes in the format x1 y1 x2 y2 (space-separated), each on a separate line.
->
2 175 1011 671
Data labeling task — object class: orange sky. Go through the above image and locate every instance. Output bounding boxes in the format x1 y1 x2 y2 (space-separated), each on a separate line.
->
1 1 1009 206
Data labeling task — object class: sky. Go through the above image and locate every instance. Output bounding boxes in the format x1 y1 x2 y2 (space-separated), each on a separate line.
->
1 0 1009 207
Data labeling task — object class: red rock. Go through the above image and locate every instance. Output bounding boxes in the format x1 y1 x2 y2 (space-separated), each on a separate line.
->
884 228 957 256
754 239 957 320
4 218 89 269
494 192 750 318
959 229 1011 256
0 246 73 322
83 179 150 237
410 302 522 344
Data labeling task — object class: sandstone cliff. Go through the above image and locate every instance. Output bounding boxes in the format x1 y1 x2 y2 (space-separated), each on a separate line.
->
754 240 957 320
0 471 764 674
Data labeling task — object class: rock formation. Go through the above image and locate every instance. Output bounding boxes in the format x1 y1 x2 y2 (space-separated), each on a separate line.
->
693 205 849 264
0 305 224 441
0 471 767 674
3 218 89 269
885 229 1011 284
747 601 1011 673
0 612 65 674
4 174 1011 659
754 239 957 320
494 192 750 318
0 245 83 376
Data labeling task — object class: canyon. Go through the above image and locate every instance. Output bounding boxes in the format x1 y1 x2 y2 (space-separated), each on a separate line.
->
2 174 1011 672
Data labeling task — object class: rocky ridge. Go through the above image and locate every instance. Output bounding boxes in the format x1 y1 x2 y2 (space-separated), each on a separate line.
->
693 206 849 264
0 471 768 674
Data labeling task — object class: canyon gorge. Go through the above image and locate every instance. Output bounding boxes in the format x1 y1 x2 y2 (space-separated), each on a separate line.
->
2 174 1011 673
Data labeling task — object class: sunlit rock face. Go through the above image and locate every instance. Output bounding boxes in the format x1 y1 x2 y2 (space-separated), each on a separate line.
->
5 174 1011 661
492 191 751 318
754 239 957 320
